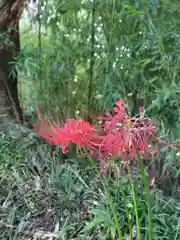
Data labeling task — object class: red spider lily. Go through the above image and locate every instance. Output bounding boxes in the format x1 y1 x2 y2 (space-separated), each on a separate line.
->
53 120 96 152
34 117 97 153
34 120 58 144
100 99 129 133
91 100 157 162
34 99 158 165
33 109 58 144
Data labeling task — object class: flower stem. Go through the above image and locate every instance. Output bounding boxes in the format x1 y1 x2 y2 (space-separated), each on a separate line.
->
127 165 141 240
122 191 133 240
86 152 124 240
139 158 153 240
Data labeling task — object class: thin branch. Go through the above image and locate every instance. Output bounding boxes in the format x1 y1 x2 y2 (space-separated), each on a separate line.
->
87 0 95 123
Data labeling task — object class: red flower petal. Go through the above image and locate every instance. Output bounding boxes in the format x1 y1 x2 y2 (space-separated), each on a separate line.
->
139 106 145 111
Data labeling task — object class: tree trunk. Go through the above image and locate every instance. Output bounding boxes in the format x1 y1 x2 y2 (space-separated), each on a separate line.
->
0 0 26 122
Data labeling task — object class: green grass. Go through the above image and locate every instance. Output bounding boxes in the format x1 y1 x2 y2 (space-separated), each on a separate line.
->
0 128 180 239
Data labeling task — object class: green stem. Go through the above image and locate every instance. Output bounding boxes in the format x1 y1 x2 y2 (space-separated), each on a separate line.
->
138 158 153 240
87 0 95 122
122 191 133 240
106 190 124 240
127 166 141 240
85 151 124 240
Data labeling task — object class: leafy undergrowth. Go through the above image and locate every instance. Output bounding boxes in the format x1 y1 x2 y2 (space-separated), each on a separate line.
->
0 129 180 240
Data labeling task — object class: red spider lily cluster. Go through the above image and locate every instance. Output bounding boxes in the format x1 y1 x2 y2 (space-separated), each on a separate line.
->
34 99 159 165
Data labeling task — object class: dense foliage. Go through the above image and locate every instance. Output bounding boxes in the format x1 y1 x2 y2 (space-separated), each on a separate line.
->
19 0 180 132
